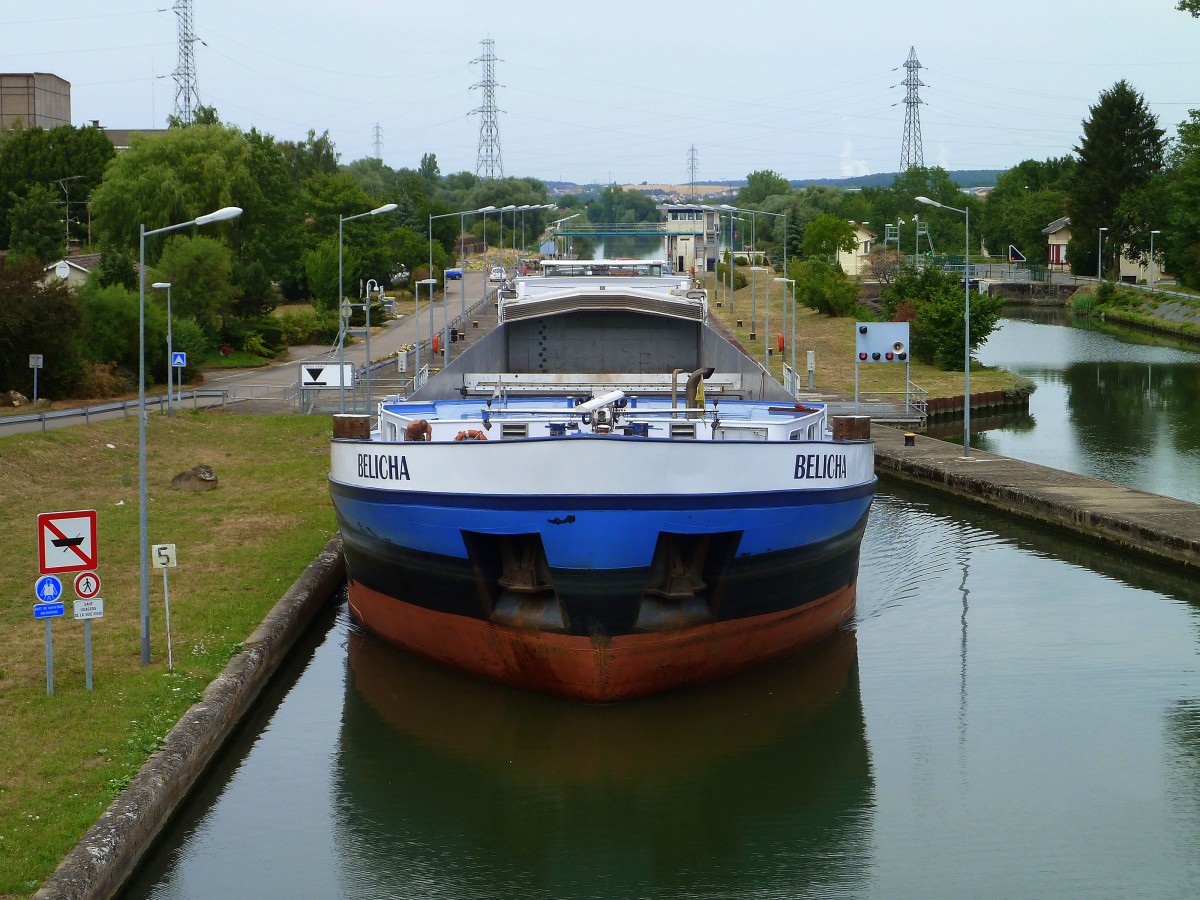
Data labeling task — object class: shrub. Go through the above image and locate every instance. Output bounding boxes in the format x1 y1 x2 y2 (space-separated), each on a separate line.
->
70 362 134 400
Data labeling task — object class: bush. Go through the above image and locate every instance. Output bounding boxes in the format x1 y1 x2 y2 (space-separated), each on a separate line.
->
274 306 339 345
1071 290 1098 315
716 262 747 291
70 362 134 400
171 317 213 382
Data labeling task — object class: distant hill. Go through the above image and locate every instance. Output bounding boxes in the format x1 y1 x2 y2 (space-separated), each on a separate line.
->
791 170 1004 190
546 170 1004 198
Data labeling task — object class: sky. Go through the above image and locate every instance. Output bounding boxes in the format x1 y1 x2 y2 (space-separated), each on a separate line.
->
5 1 1199 187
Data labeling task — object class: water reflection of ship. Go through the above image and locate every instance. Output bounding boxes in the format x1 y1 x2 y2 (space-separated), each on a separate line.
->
333 627 874 898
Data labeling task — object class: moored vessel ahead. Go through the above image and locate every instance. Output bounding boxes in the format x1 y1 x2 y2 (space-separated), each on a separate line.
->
329 259 876 701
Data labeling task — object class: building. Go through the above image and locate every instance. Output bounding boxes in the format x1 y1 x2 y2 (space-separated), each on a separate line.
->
1042 216 1165 282
659 204 721 275
0 73 70 129
1043 216 1070 268
837 222 876 279
43 254 102 289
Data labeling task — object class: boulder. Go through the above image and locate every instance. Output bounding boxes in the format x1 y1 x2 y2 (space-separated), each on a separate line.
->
2 390 29 407
171 464 218 492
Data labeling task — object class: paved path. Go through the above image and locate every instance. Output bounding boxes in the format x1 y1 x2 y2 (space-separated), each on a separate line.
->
872 423 1200 573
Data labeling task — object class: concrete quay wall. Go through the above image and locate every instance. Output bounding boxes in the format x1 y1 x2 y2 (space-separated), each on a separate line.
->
34 538 346 900
873 425 1200 572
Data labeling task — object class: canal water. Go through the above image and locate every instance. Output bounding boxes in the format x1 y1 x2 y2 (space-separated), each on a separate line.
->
971 309 1200 504
120 314 1200 899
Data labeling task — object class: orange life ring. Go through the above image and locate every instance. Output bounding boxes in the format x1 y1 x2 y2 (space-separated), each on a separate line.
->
453 429 488 441
405 419 432 441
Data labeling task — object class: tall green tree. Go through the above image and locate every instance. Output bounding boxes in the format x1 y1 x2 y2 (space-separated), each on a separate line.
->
1067 80 1165 277
0 257 84 397
8 184 64 262
881 266 1003 370
1162 109 1200 289
152 234 236 334
979 157 1075 261
0 124 114 250
737 170 792 206
800 213 858 263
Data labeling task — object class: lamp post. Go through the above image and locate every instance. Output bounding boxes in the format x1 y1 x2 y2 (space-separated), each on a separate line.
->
1097 227 1107 283
431 205 495 354
916 195 972 458
339 202 398 412
414 277 438 388
150 282 173 417
1149 230 1161 288
775 276 797 391
139 205 242 664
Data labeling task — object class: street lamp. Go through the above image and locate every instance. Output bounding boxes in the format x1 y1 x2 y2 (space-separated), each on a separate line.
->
150 282 173 417
414 278 438 389
1097 227 1107 283
1150 230 1161 288
139 205 242 665
916 195 972 458
339 202 398 412
774 276 797 390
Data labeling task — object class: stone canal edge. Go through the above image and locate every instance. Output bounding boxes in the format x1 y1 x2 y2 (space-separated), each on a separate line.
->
34 424 1200 898
34 537 346 900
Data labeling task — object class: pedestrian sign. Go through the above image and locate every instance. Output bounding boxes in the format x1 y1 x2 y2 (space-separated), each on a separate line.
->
38 509 98 574
35 575 63 603
74 571 101 599
171 351 187 368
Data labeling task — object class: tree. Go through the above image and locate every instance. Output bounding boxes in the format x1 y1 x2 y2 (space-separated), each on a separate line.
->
737 170 791 206
303 238 348 311
1180 1 1199 16
789 259 860 317
153 234 236 334
8 184 64 262
419 153 440 183
278 129 339 181
92 250 139 291
0 256 84 397
881 266 1003 370
1162 110 1200 289
1066 80 1165 277
978 157 1075 261
800 213 858 263
0 124 114 250
89 124 251 260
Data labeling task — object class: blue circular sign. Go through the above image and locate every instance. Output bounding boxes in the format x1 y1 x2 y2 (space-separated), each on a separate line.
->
35 575 63 603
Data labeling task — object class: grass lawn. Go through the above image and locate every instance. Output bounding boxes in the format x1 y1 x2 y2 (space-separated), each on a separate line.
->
701 268 1027 399
0 412 336 898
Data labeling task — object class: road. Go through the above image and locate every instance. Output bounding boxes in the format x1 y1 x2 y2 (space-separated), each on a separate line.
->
0 269 501 433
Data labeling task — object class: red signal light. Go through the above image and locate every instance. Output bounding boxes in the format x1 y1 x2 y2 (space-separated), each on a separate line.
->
858 352 868 361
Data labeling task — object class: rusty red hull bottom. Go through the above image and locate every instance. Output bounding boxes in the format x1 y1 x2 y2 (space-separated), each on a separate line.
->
347 579 857 702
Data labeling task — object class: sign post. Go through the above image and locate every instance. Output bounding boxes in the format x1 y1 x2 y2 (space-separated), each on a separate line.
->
29 354 43 405
73 572 103 691
38 510 100 693
34 575 64 695
151 543 178 671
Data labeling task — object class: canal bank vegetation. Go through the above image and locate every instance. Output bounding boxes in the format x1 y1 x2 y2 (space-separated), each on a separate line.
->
704 266 1030 401
1070 282 1200 342
0 413 336 898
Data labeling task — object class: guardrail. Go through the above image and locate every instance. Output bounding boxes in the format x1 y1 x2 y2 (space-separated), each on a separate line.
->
0 390 229 434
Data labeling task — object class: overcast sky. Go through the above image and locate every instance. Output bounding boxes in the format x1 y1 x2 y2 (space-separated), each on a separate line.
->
7 1 1199 186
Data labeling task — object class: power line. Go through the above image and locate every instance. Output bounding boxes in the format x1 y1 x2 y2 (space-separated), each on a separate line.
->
470 37 503 179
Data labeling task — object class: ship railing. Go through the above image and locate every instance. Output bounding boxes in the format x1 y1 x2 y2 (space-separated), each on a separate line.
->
461 372 745 395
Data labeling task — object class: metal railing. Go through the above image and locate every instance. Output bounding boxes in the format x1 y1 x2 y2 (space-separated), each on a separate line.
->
0 390 228 434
